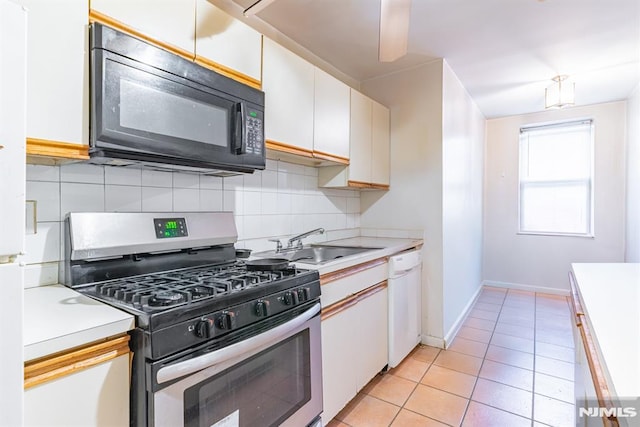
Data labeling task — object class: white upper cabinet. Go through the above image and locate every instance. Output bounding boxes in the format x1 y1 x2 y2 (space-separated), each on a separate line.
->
195 0 261 84
91 0 196 56
319 89 390 189
348 89 374 184
371 99 390 186
17 0 87 145
313 67 350 161
262 37 315 152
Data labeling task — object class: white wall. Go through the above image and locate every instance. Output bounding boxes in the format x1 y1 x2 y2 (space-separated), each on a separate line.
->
483 102 627 292
24 160 361 287
360 59 485 345
441 62 485 337
626 85 640 262
360 60 444 341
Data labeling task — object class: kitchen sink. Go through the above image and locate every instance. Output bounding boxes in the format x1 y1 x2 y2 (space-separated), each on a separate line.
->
289 246 375 264
252 245 381 265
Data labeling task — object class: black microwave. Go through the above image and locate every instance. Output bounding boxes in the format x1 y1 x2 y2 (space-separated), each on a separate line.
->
89 23 265 175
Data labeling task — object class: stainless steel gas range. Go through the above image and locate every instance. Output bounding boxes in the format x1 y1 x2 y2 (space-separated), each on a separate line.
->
63 212 323 427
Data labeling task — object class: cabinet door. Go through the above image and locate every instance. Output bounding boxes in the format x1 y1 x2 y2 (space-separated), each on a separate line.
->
321 307 358 422
262 38 314 151
195 0 261 83
353 286 388 390
349 89 372 183
371 100 390 186
24 354 130 426
18 0 87 145
91 0 195 56
314 67 350 160
0 0 26 257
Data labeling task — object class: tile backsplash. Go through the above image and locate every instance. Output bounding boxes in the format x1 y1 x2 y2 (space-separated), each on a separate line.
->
24 159 361 288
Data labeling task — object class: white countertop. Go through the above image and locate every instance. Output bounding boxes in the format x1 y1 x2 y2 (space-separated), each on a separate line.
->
290 237 423 276
571 263 640 398
24 285 135 362
23 237 421 362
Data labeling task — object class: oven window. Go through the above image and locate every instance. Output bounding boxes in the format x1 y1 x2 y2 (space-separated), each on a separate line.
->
119 78 228 147
184 330 311 427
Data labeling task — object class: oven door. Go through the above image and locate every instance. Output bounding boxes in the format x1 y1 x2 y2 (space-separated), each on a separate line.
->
151 303 322 427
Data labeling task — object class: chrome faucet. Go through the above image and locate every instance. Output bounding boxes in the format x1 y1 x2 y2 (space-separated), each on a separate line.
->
287 228 325 250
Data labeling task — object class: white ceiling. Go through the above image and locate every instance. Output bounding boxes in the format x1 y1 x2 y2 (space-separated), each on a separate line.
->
234 0 640 118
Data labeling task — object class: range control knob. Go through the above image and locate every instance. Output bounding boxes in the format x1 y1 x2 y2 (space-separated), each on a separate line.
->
217 311 236 330
296 287 310 302
194 318 213 338
283 291 299 306
255 300 270 317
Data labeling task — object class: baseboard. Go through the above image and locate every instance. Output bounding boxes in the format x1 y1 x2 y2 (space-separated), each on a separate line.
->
421 335 445 349
442 285 483 349
482 280 570 296
420 284 483 350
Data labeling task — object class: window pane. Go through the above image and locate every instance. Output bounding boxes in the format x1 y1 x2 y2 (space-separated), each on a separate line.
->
524 131 591 180
521 182 590 234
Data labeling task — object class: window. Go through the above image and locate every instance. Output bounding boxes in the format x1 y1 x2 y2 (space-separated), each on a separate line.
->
519 119 594 236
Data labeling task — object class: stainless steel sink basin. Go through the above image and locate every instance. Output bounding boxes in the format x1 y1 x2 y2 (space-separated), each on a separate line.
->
252 245 381 265
289 246 374 264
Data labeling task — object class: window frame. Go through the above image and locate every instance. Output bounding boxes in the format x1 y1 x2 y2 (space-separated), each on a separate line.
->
517 119 595 238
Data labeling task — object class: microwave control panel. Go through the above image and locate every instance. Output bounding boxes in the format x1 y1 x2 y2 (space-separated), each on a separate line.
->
245 109 264 156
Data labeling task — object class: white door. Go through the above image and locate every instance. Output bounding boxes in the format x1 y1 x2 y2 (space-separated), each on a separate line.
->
0 1 26 425
0 0 26 259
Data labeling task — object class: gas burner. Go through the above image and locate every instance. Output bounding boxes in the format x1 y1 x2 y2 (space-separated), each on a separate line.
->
183 285 217 300
148 291 186 307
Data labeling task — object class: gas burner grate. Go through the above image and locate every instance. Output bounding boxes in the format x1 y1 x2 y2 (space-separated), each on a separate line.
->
89 261 305 311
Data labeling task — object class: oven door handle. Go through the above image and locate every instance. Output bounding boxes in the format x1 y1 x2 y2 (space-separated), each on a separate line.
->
156 302 321 384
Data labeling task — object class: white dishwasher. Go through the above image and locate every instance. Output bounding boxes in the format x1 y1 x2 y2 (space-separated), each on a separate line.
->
388 249 422 368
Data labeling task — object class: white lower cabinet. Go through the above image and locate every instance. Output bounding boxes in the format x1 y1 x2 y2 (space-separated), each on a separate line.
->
353 287 388 391
321 304 359 422
24 353 129 427
321 282 388 422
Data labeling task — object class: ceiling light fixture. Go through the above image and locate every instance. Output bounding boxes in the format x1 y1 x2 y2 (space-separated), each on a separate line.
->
379 0 412 62
545 75 575 109
243 0 279 17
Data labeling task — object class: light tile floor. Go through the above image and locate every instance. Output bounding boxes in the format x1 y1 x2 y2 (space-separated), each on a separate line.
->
327 287 576 427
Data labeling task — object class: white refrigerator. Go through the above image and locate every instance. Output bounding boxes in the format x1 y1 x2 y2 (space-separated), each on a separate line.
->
0 1 26 425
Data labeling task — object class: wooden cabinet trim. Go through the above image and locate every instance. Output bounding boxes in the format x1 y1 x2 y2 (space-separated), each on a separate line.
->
26 138 89 161
577 320 620 426
320 257 387 286
312 150 349 165
266 139 315 158
321 281 387 321
571 274 619 426
347 180 390 190
89 9 195 62
195 55 261 90
568 272 585 326
24 334 130 389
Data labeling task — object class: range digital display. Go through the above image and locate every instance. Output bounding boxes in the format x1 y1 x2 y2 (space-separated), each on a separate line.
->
154 218 188 239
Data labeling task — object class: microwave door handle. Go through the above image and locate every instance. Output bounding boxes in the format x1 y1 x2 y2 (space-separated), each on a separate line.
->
155 302 321 384
234 102 246 154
